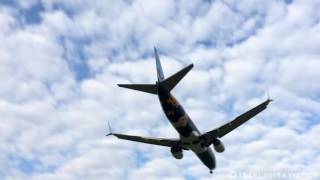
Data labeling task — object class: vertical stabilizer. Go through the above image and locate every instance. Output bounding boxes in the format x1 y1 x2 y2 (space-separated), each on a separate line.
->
154 47 165 82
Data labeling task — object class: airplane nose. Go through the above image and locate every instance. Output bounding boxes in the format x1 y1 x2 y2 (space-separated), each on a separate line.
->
196 149 216 170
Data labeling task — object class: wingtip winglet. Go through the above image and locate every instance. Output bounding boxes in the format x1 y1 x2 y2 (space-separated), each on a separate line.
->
106 121 113 137
265 98 273 107
266 88 273 103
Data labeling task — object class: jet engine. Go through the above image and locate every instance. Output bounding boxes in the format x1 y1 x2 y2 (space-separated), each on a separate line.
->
213 139 225 153
171 146 183 159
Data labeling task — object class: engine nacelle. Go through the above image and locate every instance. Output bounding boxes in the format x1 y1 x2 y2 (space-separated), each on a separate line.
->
213 139 225 153
171 146 183 159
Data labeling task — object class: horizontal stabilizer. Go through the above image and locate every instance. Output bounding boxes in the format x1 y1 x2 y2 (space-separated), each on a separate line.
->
161 64 193 92
118 84 157 94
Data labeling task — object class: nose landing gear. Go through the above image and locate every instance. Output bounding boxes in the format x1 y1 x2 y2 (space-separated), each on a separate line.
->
210 169 213 174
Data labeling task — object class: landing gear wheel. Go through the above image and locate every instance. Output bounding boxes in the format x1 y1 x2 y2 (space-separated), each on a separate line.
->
210 170 213 174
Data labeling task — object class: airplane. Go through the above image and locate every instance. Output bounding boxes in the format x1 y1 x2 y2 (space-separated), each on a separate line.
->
107 47 272 173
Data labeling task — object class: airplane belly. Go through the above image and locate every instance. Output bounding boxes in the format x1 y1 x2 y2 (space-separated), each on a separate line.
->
180 131 205 153
159 94 199 137
180 131 216 170
157 83 202 140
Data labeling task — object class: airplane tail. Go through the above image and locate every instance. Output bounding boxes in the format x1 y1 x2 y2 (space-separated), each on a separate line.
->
154 47 165 82
117 47 193 95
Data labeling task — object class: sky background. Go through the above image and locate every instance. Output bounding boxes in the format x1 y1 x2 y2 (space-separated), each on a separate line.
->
0 0 320 179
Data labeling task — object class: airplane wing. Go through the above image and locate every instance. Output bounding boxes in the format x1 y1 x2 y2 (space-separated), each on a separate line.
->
201 99 272 144
110 133 180 147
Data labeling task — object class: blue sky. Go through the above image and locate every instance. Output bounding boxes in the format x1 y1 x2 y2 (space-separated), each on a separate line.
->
0 0 320 179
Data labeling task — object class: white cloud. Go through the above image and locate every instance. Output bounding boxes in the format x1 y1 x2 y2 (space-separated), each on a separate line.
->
0 8 16 33
17 0 40 9
1 0 320 179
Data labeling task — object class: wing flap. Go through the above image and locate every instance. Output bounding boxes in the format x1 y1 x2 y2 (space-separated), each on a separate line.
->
112 133 179 147
202 99 272 143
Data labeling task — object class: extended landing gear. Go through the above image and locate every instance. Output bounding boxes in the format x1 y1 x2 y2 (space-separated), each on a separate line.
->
209 170 213 174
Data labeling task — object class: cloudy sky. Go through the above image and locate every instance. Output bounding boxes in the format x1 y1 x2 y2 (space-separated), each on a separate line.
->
0 0 320 179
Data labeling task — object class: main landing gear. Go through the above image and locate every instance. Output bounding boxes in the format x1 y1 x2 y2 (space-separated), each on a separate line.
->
210 169 213 174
